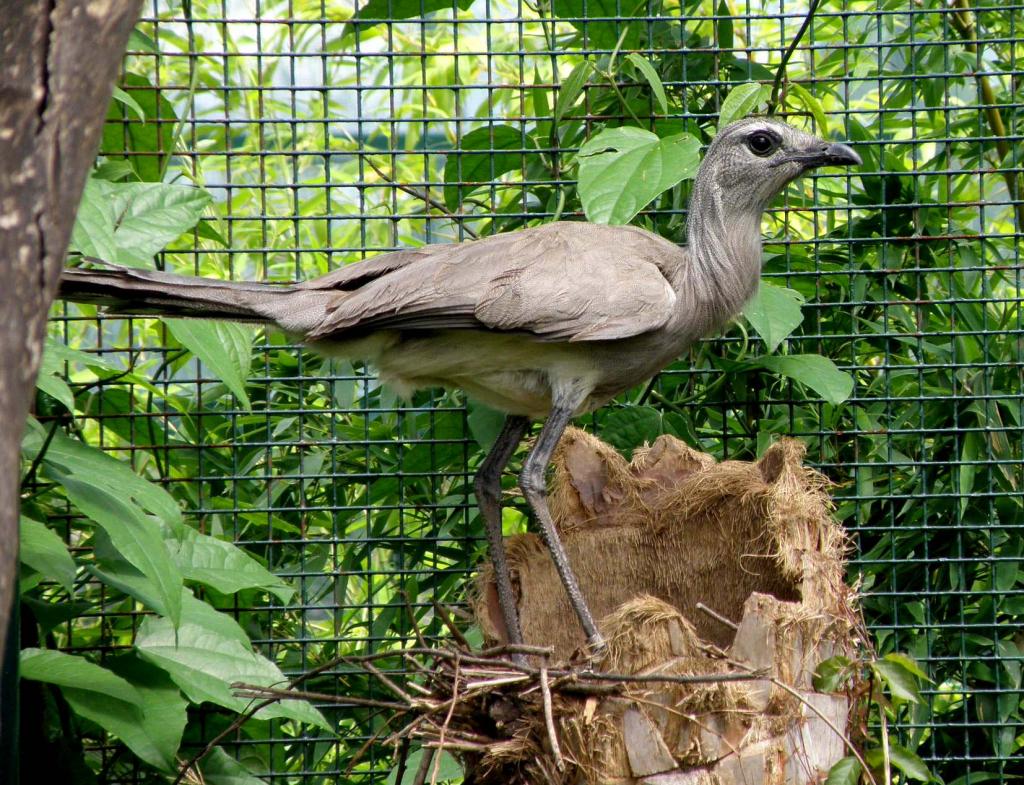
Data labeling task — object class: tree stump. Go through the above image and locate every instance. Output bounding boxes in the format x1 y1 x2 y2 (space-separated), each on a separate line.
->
474 428 864 784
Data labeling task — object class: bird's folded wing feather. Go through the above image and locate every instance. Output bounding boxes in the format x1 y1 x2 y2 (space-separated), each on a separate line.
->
303 224 677 343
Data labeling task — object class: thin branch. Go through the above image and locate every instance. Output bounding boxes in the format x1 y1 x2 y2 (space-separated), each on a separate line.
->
540 666 564 770
768 0 822 112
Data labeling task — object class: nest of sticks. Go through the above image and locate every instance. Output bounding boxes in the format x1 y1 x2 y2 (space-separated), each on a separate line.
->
235 428 870 785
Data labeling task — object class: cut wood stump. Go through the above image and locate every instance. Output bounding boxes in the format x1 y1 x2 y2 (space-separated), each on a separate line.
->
470 428 866 785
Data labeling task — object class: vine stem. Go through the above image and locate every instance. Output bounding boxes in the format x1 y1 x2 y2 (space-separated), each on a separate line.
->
768 0 822 114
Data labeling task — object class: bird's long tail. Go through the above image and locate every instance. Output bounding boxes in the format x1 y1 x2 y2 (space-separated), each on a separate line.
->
58 261 324 333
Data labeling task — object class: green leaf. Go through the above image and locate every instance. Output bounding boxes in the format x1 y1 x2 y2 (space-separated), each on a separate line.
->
467 400 508 451
163 520 293 602
601 406 665 453
812 655 853 693
103 655 188 772
55 472 183 626
36 430 183 526
444 125 525 209
166 319 254 409
743 282 806 353
883 652 931 682
136 616 330 730
101 72 178 181
825 757 862 785
69 177 118 261
865 743 931 781
788 83 829 135
872 658 923 703
387 749 462 784
69 179 212 267
754 354 854 405
577 128 700 224
20 517 76 592
554 61 591 121
625 53 668 115
20 648 142 706
201 747 266 785
341 0 474 42
35 373 75 412
552 0 646 49
718 82 768 128
111 85 146 122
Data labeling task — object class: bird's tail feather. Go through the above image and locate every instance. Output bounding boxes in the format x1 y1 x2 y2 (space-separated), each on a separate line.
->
59 262 299 327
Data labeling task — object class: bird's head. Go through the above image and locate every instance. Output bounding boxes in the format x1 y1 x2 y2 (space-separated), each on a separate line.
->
698 117 862 210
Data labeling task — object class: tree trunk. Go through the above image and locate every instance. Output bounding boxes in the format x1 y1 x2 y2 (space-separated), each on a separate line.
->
0 0 142 775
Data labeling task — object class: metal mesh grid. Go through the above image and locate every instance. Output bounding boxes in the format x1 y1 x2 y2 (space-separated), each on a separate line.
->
40 0 1022 781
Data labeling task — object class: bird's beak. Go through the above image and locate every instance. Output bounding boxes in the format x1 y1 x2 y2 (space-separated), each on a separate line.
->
771 142 862 169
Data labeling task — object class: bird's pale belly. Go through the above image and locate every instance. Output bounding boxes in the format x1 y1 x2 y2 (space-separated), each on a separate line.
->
356 329 683 420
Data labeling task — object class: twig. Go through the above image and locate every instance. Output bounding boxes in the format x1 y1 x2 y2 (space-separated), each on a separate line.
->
432 600 471 649
695 602 740 631
540 666 564 771
432 655 460 785
361 155 479 239
768 0 822 112
412 746 435 785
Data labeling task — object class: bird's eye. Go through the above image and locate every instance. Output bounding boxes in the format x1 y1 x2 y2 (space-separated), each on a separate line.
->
746 131 777 156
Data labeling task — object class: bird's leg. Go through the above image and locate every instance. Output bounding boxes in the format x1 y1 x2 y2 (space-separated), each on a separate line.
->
519 402 606 655
473 415 530 650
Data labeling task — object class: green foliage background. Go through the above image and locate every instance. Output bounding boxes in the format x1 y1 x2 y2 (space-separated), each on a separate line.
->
19 0 1022 783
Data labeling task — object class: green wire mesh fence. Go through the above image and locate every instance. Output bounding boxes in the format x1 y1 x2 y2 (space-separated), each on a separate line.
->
27 0 1022 782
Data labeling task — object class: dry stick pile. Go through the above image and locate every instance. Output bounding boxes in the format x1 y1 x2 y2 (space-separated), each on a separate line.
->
234 429 871 785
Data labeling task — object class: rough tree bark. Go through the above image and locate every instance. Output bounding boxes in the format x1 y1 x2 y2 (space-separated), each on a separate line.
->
0 0 143 769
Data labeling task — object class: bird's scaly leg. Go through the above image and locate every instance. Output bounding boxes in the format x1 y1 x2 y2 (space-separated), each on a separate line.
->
520 402 606 654
474 415 530 649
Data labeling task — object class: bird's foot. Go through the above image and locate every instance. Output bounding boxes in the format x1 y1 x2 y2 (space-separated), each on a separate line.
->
579 633 609 673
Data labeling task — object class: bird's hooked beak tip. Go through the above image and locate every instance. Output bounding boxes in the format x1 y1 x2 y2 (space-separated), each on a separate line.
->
820 142 862 167
771 141 862 170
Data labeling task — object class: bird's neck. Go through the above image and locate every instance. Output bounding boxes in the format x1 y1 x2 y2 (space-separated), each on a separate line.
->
683 170 766 327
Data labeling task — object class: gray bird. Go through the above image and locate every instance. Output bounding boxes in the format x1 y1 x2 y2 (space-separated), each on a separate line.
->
58 118 860 655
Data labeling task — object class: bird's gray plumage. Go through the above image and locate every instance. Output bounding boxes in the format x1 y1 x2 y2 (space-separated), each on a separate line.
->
59 117 861 655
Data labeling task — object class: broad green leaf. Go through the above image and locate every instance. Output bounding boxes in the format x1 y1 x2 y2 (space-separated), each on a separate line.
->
825 757 862 785
341 0 474 42
70 179 211 267
387 749 462 784
69 177 118 260
102 655 188 772
166 319 254 409
625 53 668 115
106 182 212 266
467 400 508 451
43 338 116 372
20 648 141 706
444 125 525 209
718 82 768 128
754 354 854 405
554 61 592 121
55 472 183 626
577 128 700 224
883 652 931 682
865 743 931 781
788 83 829 134
743 282 806 353
552 0 646 49
201 747 266 785
872 658 923 703
136 616 330 730
812 655 853 693
111 85 146 122
20 517 76 592
35 373 75 412
101 72 178 181
163 520 292 601
35 429 182 526
601 406 666 453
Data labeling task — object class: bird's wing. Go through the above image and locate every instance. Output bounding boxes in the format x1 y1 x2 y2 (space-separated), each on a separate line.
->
305 223 677 343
